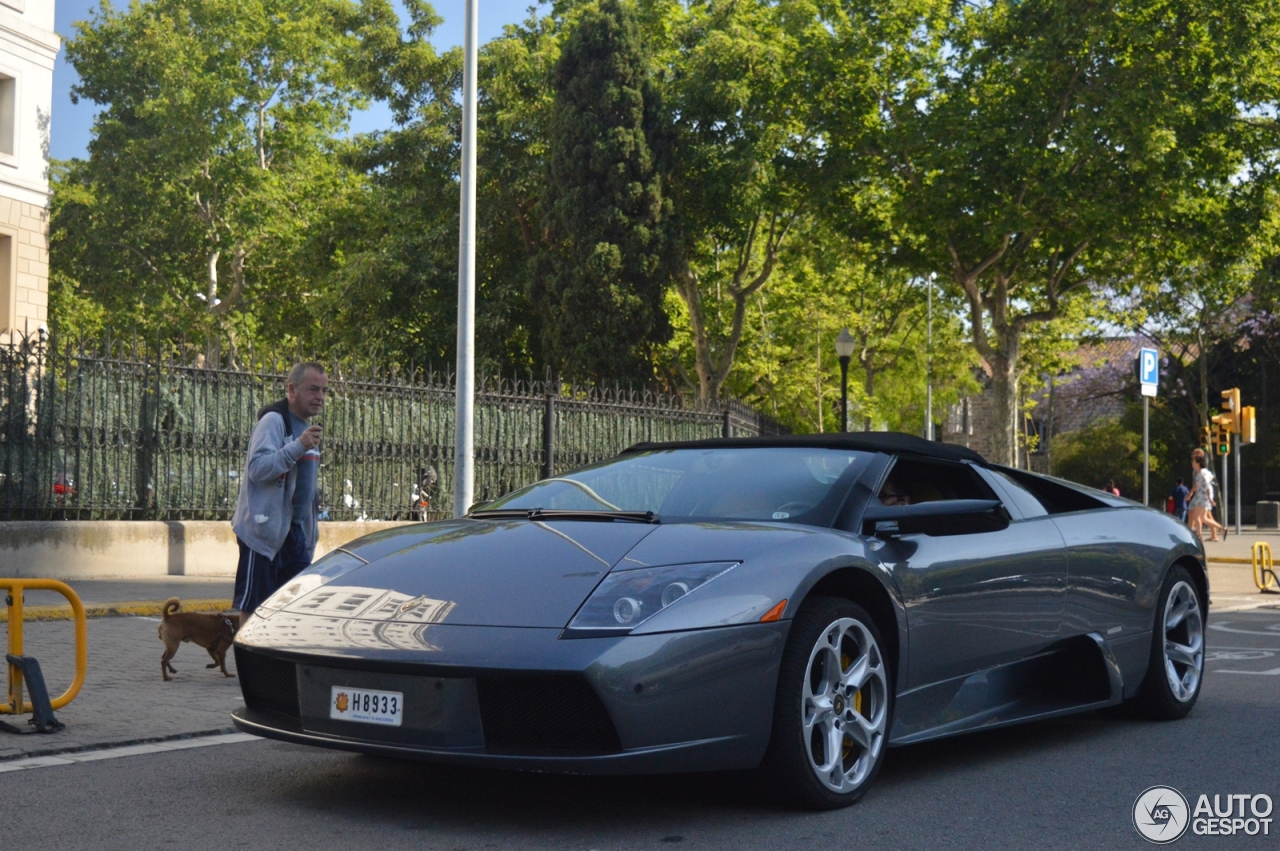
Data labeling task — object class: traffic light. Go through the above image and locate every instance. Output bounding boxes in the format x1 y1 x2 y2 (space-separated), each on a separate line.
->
1220 388 1241 432
1215 422 1231 455
1199 425 1212 454
1240 405 1257 444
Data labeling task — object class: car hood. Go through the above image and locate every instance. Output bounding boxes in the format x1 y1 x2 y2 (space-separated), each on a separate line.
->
284 518 659 628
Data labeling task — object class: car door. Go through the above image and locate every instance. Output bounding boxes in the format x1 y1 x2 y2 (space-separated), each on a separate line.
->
991 466 1163 641
1049 505 1167 638
866 456 1067 690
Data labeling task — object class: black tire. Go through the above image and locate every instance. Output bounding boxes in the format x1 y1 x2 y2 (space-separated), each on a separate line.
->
1129 565 1205 720
759 596 893 810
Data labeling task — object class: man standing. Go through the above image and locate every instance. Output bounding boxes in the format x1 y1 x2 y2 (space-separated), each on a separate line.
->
232 362 328 626
1171 477 1190 523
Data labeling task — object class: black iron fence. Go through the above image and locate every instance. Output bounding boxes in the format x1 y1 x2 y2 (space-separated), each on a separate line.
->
0 333 787 521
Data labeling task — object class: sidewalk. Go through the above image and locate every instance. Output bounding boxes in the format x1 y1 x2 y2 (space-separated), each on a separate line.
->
1201 525 1280 613
1 615 244 761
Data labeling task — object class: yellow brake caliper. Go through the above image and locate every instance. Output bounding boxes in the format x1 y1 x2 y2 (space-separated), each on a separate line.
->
841 652 860 761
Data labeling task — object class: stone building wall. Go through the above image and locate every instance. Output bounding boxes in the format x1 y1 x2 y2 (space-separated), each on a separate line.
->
0 0 58 337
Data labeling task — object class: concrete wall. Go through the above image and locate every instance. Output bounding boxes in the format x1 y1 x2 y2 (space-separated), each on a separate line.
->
0 521 418 579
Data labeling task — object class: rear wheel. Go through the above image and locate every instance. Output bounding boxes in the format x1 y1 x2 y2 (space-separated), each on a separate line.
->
1130 565 1205 719
760 596 892 809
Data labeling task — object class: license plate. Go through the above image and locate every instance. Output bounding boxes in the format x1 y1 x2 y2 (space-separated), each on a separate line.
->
329 686 403 727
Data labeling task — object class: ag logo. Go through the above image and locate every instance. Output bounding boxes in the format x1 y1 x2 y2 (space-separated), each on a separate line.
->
334 692 349 713
1134 786 1190 844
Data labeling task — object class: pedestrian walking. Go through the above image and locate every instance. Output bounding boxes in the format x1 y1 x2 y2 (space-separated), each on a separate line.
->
1187 454 1225 542
231 362 328 627
1171 477 1189 523
1105 479 1121 497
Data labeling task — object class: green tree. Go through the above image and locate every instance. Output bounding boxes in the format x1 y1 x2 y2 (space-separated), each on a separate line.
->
53 0 399 359
1051 416 1153 496
533 0 671 382
882 0 1280 464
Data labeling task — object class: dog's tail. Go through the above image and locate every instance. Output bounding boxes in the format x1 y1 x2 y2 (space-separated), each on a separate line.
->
162 598 181 619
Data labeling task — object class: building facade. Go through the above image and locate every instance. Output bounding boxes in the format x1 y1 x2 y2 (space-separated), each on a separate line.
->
0 0 56 338
938 336 1147 472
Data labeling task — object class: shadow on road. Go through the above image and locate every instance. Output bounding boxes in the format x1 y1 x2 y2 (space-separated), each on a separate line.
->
265 710 1123 828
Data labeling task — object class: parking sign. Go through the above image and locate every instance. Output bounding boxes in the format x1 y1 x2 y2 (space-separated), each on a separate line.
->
1139 347 1158 397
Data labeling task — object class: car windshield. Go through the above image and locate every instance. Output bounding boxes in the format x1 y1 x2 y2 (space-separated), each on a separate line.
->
480 448 872 525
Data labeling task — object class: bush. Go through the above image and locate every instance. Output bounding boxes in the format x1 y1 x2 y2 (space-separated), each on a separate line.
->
1051 417 1154 499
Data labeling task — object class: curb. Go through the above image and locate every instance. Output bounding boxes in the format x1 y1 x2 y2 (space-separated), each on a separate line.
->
0 726 240 762
1 599 235 622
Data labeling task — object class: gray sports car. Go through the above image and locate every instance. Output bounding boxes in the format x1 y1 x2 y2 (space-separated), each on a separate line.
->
231 433 1207 809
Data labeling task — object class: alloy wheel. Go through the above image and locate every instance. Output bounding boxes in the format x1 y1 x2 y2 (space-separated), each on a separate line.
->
801 617 888 793
1161 580 1204 703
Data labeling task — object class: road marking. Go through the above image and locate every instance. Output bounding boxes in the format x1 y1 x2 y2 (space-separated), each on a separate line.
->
0 732 259 774
1216 667 1280 676
1207 622 1280 637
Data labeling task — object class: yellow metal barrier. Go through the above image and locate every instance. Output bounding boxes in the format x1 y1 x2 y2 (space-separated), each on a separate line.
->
1253 542 1278 593
1205 543 1280 594
1 579 87 715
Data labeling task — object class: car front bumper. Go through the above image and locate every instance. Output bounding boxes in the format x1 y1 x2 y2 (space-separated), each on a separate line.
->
231 614 789 775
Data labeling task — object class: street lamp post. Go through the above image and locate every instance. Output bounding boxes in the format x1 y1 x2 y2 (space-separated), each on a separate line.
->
835 328 855 433
925 272 935 440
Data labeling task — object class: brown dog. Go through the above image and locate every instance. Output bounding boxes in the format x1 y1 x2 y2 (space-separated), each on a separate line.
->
157 598 237 682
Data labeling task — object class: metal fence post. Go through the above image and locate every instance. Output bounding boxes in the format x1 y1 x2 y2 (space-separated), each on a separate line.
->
722 408 733 439
542 393 555 479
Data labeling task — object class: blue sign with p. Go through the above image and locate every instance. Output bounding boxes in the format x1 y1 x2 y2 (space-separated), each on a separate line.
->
1139 347 1159 386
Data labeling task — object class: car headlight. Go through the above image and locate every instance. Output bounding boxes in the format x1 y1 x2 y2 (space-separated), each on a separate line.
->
258 548 368 612
563 562 737 637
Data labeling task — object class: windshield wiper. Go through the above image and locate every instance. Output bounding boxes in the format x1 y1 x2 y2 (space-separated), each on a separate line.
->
469 508 660 524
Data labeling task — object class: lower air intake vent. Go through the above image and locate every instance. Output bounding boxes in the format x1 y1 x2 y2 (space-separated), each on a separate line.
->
477 675 621 753
235 647 299 721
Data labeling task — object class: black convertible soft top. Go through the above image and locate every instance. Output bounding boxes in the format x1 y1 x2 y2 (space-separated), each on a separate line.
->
623 431 985 464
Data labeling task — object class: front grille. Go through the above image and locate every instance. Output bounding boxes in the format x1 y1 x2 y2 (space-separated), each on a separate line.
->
477 675 621 753
235 647 300 721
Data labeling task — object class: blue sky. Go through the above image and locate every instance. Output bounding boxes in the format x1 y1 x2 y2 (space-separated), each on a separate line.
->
51 0 544 161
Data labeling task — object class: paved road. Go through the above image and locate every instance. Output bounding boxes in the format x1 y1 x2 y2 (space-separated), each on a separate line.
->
3 608 1279 850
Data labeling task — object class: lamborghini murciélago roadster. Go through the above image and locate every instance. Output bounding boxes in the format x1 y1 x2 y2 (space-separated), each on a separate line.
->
231 432 1207 809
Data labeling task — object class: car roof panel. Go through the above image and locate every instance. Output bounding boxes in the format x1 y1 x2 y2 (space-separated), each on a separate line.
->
622 432 985 464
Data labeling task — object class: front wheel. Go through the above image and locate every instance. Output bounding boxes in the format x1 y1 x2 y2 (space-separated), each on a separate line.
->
1130 565 1205 719
760 597 893 809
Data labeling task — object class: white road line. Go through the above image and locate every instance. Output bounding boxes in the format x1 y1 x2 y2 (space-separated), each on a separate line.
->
0 732 259 774
1207 622 1280 637
1216 667 1280 676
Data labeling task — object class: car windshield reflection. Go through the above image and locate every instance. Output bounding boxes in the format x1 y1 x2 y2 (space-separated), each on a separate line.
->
481 448 872 526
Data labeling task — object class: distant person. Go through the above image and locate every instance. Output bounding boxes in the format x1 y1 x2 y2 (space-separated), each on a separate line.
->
1105 479 1121 497
231 362 328 628
1188 454 1225 542
1171 477 1189 523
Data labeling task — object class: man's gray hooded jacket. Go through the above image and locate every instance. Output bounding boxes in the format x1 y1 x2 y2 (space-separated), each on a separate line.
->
231 401 318 559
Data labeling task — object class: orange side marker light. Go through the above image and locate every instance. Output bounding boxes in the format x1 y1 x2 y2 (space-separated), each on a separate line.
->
760 599 787 623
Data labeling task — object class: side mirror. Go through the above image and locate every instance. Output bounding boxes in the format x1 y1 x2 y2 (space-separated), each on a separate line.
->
861 499 1009 537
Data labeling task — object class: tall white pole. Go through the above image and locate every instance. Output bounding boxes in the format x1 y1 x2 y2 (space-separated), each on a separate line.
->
925 273 934 440
453 0 478 517
1142 396 1149 506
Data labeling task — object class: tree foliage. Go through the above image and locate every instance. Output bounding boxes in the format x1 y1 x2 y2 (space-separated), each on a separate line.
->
47 0 1280 452
54 0 404 361
532 0 671 382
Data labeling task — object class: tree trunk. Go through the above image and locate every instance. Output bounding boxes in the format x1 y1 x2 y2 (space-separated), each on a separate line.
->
863 364 875 432
987 346 1018 466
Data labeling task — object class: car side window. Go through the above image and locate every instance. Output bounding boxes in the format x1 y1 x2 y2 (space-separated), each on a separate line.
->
981 469 1049 519
877 457 998 505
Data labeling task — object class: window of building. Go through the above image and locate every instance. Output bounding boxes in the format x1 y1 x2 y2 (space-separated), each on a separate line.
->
0 233 12 331
0 74 14 158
